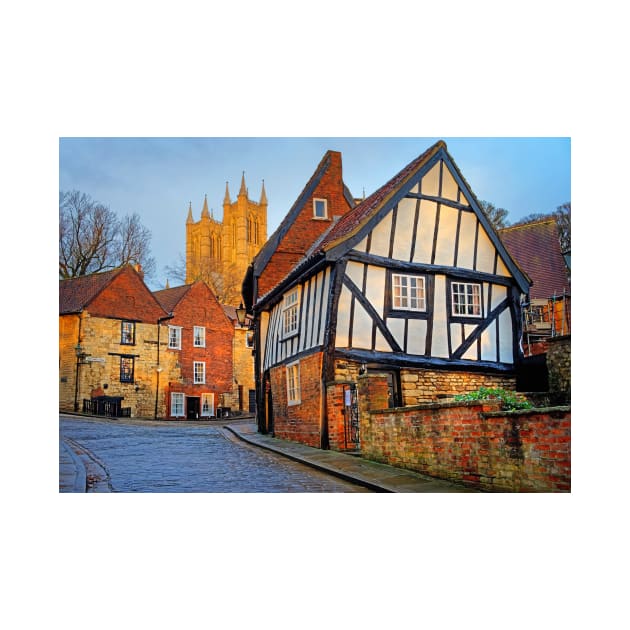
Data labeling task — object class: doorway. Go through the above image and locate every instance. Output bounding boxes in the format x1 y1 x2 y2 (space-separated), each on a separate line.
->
186 396 200 419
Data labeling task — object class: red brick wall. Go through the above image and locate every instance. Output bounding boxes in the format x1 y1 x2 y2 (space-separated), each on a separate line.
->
165 282 234 417
270 352 323 447
358 375 570 492
257 152 353 297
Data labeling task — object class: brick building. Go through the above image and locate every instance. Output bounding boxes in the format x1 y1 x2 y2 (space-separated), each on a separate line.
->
153 281 234 419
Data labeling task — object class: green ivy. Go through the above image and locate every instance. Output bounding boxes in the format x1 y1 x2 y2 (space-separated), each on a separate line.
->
453 387 533 411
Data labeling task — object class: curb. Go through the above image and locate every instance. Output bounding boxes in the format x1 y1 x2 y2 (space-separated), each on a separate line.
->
61 439 87 492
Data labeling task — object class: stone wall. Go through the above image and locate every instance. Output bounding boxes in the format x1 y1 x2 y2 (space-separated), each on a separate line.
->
546 335 571 399
357 373 570 492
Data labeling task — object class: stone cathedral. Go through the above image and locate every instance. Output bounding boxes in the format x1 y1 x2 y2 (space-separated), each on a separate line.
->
185 173 267 305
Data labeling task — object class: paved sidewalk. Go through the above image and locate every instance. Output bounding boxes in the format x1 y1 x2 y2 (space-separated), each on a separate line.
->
59 438 86 493
225 420 478 493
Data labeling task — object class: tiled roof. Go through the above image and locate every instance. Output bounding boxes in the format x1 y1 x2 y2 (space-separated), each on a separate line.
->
499 219 569 299
59 268 121 314
319 140 445 250
152 284 192 313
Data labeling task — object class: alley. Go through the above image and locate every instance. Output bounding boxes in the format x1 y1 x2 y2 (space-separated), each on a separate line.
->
59 414 371 493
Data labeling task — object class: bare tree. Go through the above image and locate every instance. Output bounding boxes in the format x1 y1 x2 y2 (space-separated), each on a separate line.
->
164 252 243 304
59 190 155 279
478 200 510 231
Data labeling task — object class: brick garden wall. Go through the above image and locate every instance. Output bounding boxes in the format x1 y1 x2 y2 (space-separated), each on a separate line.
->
358 373 570 492
546 335 571 398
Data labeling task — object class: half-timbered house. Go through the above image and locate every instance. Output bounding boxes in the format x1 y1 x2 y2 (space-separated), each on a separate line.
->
247 141 531 450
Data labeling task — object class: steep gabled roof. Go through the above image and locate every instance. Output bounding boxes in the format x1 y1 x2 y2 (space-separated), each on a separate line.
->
60 268 123 314
319 141 446 250
499 219 570 299
251 150 354 277
152 284 192 313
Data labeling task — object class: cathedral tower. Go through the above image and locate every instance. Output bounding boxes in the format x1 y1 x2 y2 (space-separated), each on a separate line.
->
185 174 267 305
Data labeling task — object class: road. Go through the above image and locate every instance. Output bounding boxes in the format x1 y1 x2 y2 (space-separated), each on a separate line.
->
60 415 371 492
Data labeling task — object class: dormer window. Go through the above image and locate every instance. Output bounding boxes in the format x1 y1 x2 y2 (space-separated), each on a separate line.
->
313 198 328 219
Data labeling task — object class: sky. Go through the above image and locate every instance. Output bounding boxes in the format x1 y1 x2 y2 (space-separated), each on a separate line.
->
59 137 570 290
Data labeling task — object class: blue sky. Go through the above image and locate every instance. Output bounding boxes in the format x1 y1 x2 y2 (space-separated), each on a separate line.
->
59 137 570 290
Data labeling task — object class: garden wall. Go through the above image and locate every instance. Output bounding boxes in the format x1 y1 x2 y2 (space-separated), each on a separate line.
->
357 373 570 492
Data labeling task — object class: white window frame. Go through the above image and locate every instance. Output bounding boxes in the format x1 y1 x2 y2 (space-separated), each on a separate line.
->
201 393 214 417
168 325 182 349
286 361 301 406
282 288 300 339
193 326 206 347
392 273 426 311
171 392 185 417
194 361 206 384
451 282 482 317
313 198 328 219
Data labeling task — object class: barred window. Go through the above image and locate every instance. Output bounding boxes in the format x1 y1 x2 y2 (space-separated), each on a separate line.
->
452 282 482 317
120 356 134 383
392 274 426 311
121 321 135 345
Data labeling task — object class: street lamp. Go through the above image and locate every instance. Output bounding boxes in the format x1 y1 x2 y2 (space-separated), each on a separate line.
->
235 302 247 328
73 343 88 412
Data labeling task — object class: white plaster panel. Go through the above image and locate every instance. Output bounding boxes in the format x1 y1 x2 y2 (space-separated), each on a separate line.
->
407 319 427 356
259 311 269 374
335 285 352 348
421 161 441 197
317 268 331 346
441 163 459 201
392 198 416 262
495 255 510 277
434 205 459 266
408 182 419 195
365 265 386 318
345 260 365 289
463 342 478 361
431 276 449 358
413 199 437 263
481 322 497 362
351 300 374 350
475 226 496 273
498 309 514 364
374 328 389 352
386 317 405 351
367 211 392 257
310 272 322 349
298 279 309 352
456 211 477 269
353 237 367 253
451 323 463 350
491 284 507 311
458 188 470 207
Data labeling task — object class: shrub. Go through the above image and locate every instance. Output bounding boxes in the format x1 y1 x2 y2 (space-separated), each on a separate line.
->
453 387 533 411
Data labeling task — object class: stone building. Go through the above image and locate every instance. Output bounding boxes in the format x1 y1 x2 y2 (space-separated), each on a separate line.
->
185 173 267 305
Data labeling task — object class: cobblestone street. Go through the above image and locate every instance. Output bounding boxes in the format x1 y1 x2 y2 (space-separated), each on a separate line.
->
60 414 371 492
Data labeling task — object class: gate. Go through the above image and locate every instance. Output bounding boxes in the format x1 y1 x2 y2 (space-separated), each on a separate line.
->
343 384 360 451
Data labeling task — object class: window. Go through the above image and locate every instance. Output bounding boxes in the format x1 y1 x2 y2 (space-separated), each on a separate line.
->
171 392 185 417
313 198 328 219
392 274 426 311
194 361 206 384
282 288 300 338
201 393 214 417
168 326 182 349
121 321 135 345
452 282 482 317
194 326 206 347
286 361 301 405
120 356 134 383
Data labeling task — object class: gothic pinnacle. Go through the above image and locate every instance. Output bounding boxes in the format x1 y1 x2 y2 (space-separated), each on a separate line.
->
260 179 267 205
201 194 210 218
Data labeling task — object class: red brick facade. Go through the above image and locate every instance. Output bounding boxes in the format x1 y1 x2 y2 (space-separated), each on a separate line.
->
157 281 234 419
269 351 323 447
257 151 353 297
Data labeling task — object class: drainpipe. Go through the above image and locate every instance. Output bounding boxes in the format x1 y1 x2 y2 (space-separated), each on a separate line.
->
154 313 174 419
73 312 83 412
